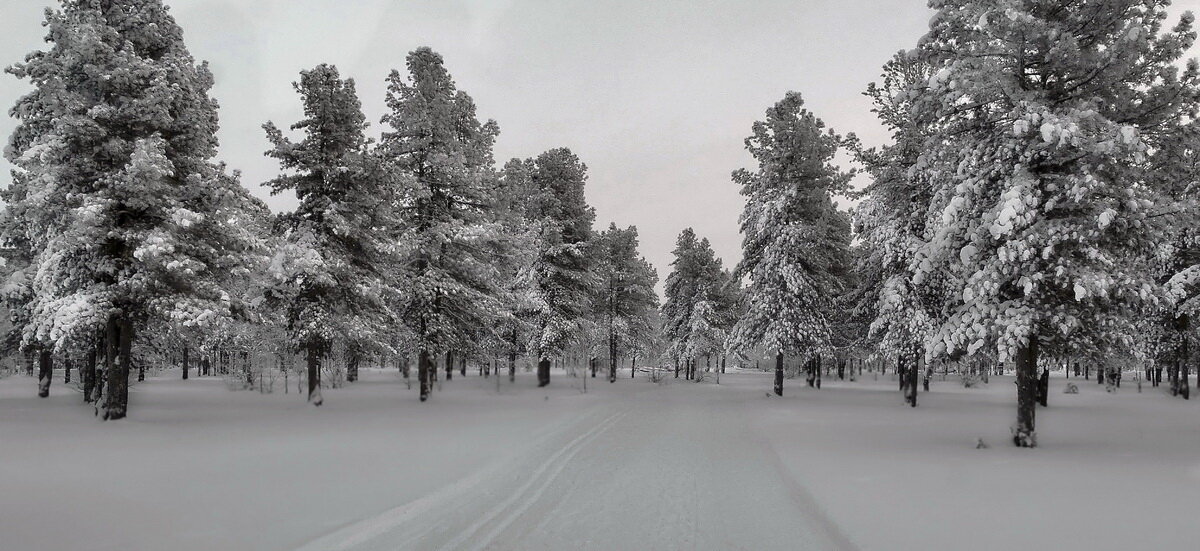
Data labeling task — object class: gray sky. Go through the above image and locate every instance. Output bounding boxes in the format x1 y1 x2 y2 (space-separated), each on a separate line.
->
2 0 1197 293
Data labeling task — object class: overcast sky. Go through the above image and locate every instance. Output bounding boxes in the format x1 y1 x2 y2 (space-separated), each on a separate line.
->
2 0 1198 294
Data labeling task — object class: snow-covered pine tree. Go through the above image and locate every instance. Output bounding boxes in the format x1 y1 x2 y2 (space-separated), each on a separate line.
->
3 0 262 419
511 148 597 387
595 223 660 383
382 47 504 401
263 63 399 406
909 0 1200 446
726 92 853 397
1151 122 1200 399
662 229 729 380
853 51 941 407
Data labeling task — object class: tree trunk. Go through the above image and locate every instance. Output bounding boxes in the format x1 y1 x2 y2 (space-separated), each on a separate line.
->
37 349 52 398
609 334 618 383
774 353 784 397
64 357 72 384
306 342 323 406
82 348 97 403
419 349 433 401
815 356 823 389
182 346 190 380
1037 369 1049 407
1013 335 1039 447
631 355 636 378
674 359 679 378
102 318 133 420
346 350 359 383
445 351 453 381
508 352 517 384
537 357 551 387
460 355 466 377
137 357 145 382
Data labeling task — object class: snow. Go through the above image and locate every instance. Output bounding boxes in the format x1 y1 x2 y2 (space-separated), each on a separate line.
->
2 369 1198 550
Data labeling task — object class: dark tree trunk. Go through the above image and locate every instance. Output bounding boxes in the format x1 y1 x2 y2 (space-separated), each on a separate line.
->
674 359 680 378
37 349 52 398
774 353 784 396
346 350 359 383
64 357 72 384
815 356 822 389
182 346 190 380
609 334 618 383
1037 369 1049 407
460 356 466 377
419 349 433 401
537 357 551 387
201 355 210 376
631 356 636 378
1098 368 1105 385
305 342 323 406
721 356 726 374
102 318 133 420
137 357 145 382
445 351 453 381
590 356 596 378
82 348 97 403
904 350 918 407
1013 336 1039 447
509 328 518 383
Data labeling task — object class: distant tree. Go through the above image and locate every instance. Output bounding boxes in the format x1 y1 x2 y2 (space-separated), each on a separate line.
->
726 92 853 397
595 223 660 382
2 0 260 418
262 64 398 406
662 229 729 380
909 0 1200 446
382 48 503 401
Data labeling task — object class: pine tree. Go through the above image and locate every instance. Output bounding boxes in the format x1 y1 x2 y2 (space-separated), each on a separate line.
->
909 0 1199 446
853 51 941 406
3 0 261 418
382 47 504 401
662 229 729 380
726 92 853 397
262 63 398 406
511 148 597 387
595 223 660 383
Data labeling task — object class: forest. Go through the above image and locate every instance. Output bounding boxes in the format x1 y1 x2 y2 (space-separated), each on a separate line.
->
1 0 1198 458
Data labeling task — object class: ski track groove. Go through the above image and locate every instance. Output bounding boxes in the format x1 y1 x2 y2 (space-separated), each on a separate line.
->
292 409 625 551
453 410 628 551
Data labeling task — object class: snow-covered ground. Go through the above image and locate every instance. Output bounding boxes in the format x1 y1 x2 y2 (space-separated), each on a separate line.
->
1 368 1197 550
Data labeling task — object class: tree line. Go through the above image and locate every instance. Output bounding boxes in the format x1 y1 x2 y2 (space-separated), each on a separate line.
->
0 1 660 418
4 1 1200 451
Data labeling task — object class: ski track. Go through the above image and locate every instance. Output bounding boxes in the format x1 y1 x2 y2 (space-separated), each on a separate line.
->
293 381 857 551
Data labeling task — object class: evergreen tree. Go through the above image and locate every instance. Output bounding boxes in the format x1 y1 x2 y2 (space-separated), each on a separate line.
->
726 92 853 397
382 47 503 401
595 223 660 383
3 0 260 419
909 0 1199 446
853 51 940 406
662 229 729 380
262 63 399 406
511 148 596 387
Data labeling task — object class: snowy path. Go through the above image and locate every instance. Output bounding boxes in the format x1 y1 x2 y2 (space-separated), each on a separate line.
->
295 380 855 551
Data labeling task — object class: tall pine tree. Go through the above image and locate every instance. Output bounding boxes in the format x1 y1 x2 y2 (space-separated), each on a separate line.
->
909 0 1199 446
3 0 260 418
726 92 853 397
262 64 399 406
382 47 503 401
